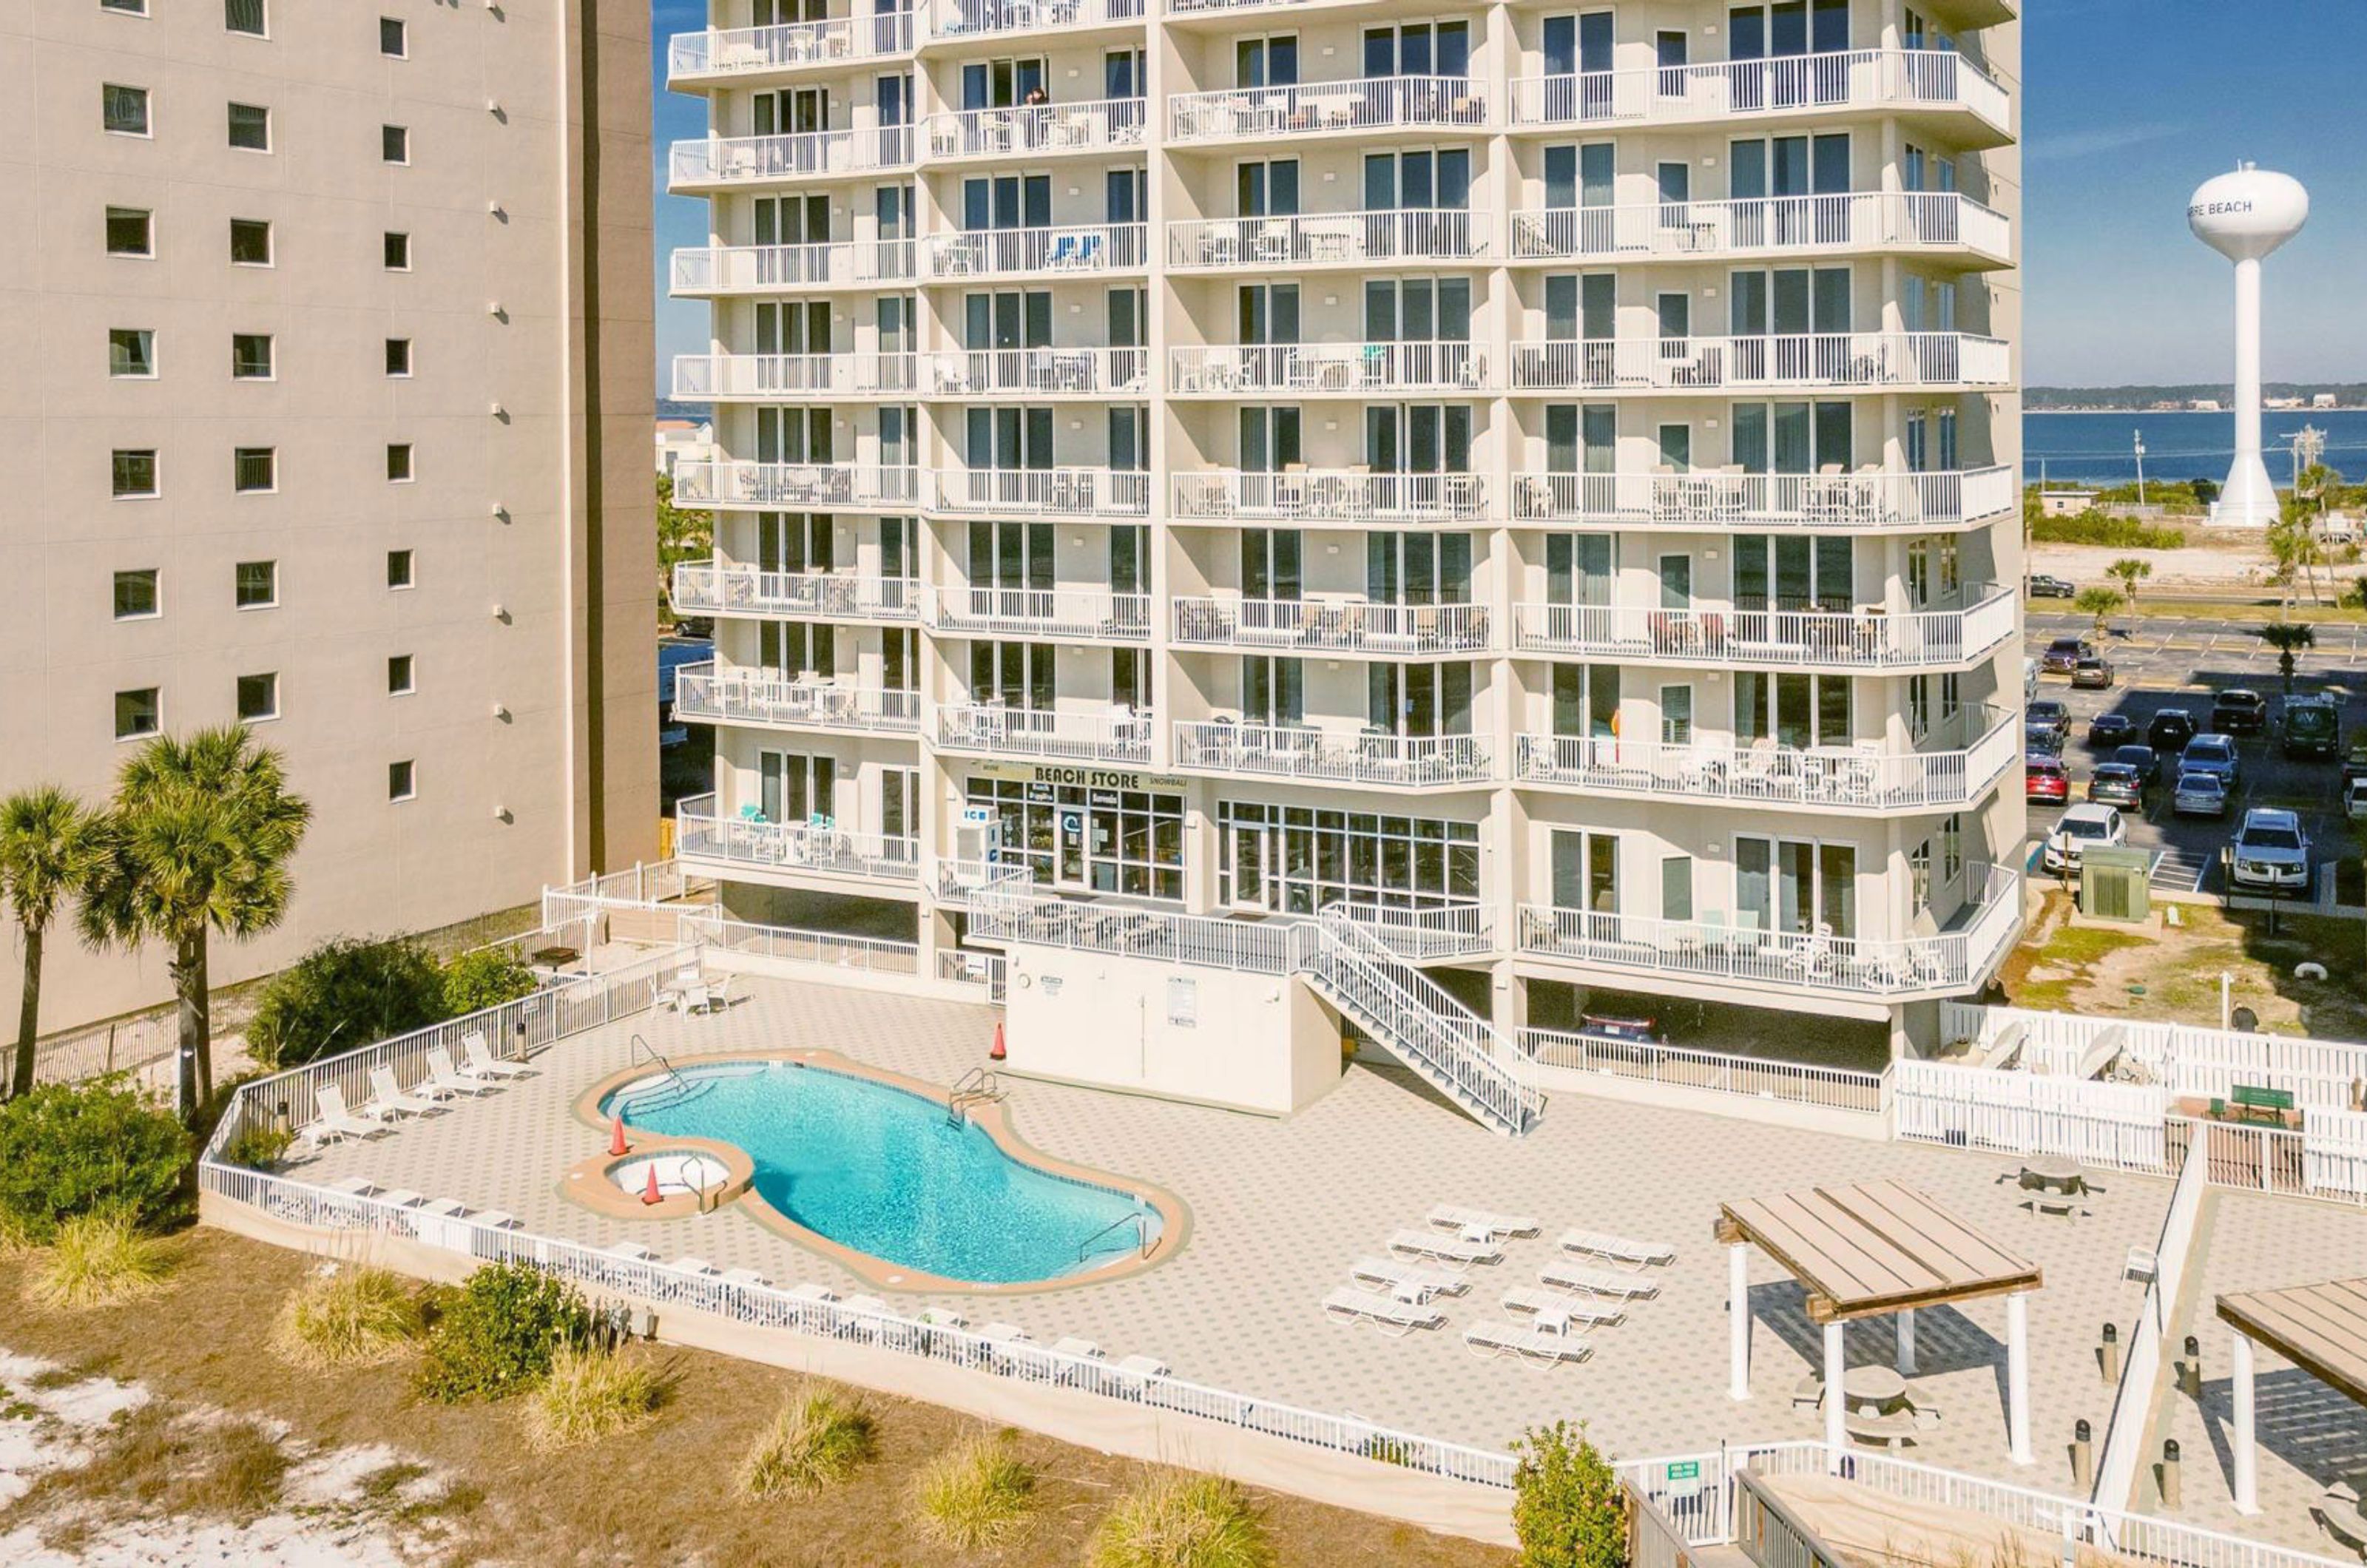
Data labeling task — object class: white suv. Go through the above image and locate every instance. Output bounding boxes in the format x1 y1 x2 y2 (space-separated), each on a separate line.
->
2229 808 2312 894
2043 803 2125 874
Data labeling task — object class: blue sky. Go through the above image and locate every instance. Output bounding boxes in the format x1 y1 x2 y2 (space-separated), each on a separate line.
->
649 0 2366 391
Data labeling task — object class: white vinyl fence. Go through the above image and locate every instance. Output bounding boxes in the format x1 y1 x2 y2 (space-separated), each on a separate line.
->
1893 1059 2169 1172
1942 1001 2367 1112
2092 1131 2212 1515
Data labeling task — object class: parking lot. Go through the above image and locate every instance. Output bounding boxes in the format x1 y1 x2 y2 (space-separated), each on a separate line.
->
2024 612 2364 899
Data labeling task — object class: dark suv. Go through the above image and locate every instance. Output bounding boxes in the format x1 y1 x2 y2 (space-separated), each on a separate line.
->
2210 689 2267 735
2148 709 2199 751
2039 636 2094 675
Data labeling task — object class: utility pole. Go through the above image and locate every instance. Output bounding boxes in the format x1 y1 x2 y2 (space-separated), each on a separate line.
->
2133 430 2147 508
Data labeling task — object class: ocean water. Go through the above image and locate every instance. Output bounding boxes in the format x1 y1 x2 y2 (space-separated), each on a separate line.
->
2026 409 2367 487
602 1059 1161 1283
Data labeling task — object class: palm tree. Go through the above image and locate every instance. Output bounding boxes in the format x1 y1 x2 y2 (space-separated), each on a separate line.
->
2104 557 2152 607
2073 585 2124 637
81 728 311 1118
2256 623 2318 695
0 788 105 1100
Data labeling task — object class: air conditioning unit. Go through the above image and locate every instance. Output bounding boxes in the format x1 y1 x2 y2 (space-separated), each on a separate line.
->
2081 847 2152 925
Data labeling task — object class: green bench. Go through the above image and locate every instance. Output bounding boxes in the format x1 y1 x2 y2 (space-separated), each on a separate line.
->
2218 1084 2297 1124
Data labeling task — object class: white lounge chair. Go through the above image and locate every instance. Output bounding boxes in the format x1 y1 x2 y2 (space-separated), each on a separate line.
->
1428 1205 1541 1240
1539 1262 1663 1301
469 1209 519 1231
305 1087 381 1146
1502 1286 1626 1328
1558 1229 1676 1271
1350 1255 1469 1302
786 1282 839 1305
1115 1352 1168 1379
1051 1336 1104 1360
603 1240 657 1261
328 1175 379 1194
700 973 735 1013
365 1065 439 1120
424 1045 496 1097
672 1257 718 1276
1323 1287 1446 1336
843 1293 889 1315
676 984 712 1016
374 1189 424 1209
720 1268 771 1288
460 1032 534 1079
917 1306 967 1329
1463 1318 1593 1368
977 1322 1032 1344
1388 1229 1501 1270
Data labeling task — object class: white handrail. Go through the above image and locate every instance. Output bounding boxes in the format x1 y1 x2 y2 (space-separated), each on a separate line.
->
672 460 919 511
675 803 922 883
1168 77 1488 141
928 585 1153 640
1168 209 1488 269
1510 587 2018 670
934 704 1152 763
1169 596 1490 654
672 664 922 734
1509 332 2010 392
919 346 1149 397
1169 341 1488 395
669 15 915 81
672 352 919 399
929 467 1151 516
926 0 1147 42
921 223 1149 279
1522 1028 1887 1114
922 97 1147 159
670 241 917 294
1509 49 2010 135
670 562 919 621
1175 722 1494 787
1511 191 2010 263
669 126 915 188
1171 469 1488 522
1509 466 2016 530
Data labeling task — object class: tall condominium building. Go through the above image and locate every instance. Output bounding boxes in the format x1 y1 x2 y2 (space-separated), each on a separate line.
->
664 0 2023 1081
0 0 658 1033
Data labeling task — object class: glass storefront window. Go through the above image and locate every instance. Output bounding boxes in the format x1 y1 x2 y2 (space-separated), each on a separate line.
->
966 778 1184 902
1218 800 1479 914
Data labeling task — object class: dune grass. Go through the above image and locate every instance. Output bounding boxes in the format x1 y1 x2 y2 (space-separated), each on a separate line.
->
269 1265 423 1370
738 1385 877 1498
24 1212 172 1311
1087 1473 1274 1568
910 1430 1036 1550
522 1344 669 1453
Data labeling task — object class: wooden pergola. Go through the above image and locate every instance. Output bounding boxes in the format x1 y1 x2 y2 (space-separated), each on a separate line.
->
1718 1180 2045 1463
2218 1280 2367 1516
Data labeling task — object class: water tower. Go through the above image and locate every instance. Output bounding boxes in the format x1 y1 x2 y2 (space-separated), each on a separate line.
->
2187 163 2309 528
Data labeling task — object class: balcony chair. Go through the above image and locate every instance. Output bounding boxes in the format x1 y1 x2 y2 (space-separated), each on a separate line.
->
1074 232 1105 268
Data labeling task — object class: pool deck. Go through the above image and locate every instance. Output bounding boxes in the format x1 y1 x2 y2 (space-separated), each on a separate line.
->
280 972 2360 1553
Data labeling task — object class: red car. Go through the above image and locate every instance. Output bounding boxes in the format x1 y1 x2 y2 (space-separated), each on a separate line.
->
2025 756 2070 805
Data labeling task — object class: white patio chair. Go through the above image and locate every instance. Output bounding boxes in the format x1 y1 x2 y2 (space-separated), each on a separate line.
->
1556 1229 1676 1271
1349 1255 1468 1302
1323 1288 1445 1337
1539 1261 1664 1301
1462 1318 1593 1368
304 1087 382 1146
1387 1229 1502 1271
424 1045 495 1097
364 1065 439 1121
461 1032 534 1079
1502 1285 1625 1328
1428 1204 1541 1240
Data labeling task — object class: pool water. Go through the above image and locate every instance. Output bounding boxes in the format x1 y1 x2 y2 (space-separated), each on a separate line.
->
601 1061 1161 1285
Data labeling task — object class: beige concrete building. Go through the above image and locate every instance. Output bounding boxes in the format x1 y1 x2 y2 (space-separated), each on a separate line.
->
0 0 658 1032
663 0 2024 1109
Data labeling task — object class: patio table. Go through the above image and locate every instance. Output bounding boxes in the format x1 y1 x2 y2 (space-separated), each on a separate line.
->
1842 1365 1908 1413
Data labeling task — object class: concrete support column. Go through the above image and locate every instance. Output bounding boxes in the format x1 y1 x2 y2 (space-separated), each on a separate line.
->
2232 1329 2260 1514
1897 1307 1917 1376
2006 1290 2033 1465
1728 1243 1752 1401
1823 1319 1847 1461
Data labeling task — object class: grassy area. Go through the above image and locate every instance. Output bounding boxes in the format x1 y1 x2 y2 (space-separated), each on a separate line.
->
2116 598 2367 624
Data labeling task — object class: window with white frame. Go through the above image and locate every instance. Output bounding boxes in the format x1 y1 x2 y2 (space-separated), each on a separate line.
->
380 124 409 163
385 338 412 376
115 689 160 740
109 329 155 378
233 447 277 493
388 654 415 695
386 444 413 481
112 450 158 498
232 333 273 379
379 16 407 56
382 232 411 269
388 760 416 801
103 84 149 135
113 570 160 619
226 102 271 151
230 218 272 265
236 672 278 723
234 560 277 607
1941 813 1963 885
386 549 415 588
107 208 154 256
224 0 266 36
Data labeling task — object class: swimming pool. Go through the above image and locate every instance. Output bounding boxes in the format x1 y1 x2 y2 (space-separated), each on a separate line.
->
598 1058 1167 1287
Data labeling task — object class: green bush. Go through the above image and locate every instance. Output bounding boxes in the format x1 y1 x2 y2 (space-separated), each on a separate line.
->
415 1263 591 1404
440 947 541 1018
249 936 450 1069
0 1077 189 1244
220 1122 294 1170
1512 1422 1627 1568
2030 514 2187 550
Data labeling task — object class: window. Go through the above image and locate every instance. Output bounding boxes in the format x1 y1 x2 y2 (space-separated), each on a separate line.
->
112 450 158 498
385 549 415 588
107 207 154 257
103 84 149 136
388 760 416 802
109 328 155 378
1941 813 1964 885
227 102 271 151
384 338 412 376
102 0 148 13
385 443 413 482
113 569 160 620
224 0 266 35
234 559 277 607
236 672 278 723
230 217 272 265
382 232 411 269
379 16 407 56
1215 800 1479 916
232 333 273 379
380 124 409 164
233 447 277 493
388 655 416 695
115 689 161 741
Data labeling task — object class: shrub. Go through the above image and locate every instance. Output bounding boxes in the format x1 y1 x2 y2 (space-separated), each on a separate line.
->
415 1262 590 1403
442 947 541 1018
523 1344 666 1452
1512 1421 1627 1568
221 1121 294 1171
0 1077 189 1244
911 1431 1034 1550
2030 514 2187 550
270 1265 422 1368
738 1385 876 1497
1087 1473 1272 1568
249 936 449 1069
27 1211 174 1310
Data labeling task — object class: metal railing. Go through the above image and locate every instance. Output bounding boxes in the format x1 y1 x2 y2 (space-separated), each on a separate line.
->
1520 1027 1887 1114
1332 901 1494 962
1509 331 2011 392
668 15 916 81
1174 721 1493 787
1508 49 2012 136
672 664 922 735
1508 465 2016 530
928 585 1152 641
922 97 1147 160
936 944 1010 1001
670 240 917 294
1171 469 1487 523
668 126 915 189
1168 209 1488 269
971 880 1297 973
925 0 1146 41
1169 596 1490 654
675 797 922 884
921 223 1149 279
919 346 1149 398
672 352 918 400
1167 77 1488 141
1169 341 1488 395
1510 587 2019 671
670 562 919 622
672 459 919 511
928 467 1151 517
679 911 924 979
933 704 1152 763
1510 191 2011 263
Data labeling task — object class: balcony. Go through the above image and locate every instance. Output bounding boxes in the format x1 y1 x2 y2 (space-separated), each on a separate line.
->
1168 209 1488 272
666 16 916 88
919 347 1149 399
928 467 1150 518
1166 78 1489 146
1510 587 2018 672
1508 332 2010 395
928 585 1153 641
669 240 916 296
672 459 920 512
1169 342 1488 397
922 0 1147 47
1173 721 1493 788
920 223 1149 281
1510 192 2012 268
667 128 914 192
672 353 917 401
1513 705 2019 813
676 797 922 887
922 98 1147 163
934 704 1152 764
1510 466 2018 533
1171 468 1487 524
1508 50 2012 145
1515 863 2024 1001
670 562 919 622
672 664 922 736
1169 596 1490 655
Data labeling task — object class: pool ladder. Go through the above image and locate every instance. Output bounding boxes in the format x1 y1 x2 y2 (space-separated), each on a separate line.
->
623 1034 695 1115
1078 1212 1152 1264
947 1067 1005 1126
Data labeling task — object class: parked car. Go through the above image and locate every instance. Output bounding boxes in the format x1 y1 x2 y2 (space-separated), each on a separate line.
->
2088 713 2137 748
2025 756 2070 805
2229 807 2312 896
2044 802 2125 874
2284 694 2343 760
2028 575 2076 599
2147 709 2199 751
2039 636 2094 674
2113 743 2164 788
2027 700 2071 744
2025 723 2067 757
2179 732 2242 788
2343 740 2367 788
2209 688 2268 734
1575 1013 1666 1046
2345 774 2367 821
2087 763 2146 808
2173 771 2232 818
2071 657 2116 690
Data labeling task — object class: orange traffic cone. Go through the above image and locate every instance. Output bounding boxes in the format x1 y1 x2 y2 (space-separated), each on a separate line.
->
989 1021 1006 1061
609 1113 629 1158
642 1163 662 1206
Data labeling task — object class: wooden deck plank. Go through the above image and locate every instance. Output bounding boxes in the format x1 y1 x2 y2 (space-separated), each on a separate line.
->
1723 1181 2042 1322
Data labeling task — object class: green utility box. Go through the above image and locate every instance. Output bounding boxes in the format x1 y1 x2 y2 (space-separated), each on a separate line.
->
2081 846 2152 923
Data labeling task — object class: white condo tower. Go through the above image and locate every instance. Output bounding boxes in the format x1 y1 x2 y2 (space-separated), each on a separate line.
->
2188 163 2309 528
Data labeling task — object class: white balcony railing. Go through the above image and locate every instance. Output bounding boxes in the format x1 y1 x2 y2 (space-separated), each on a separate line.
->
1510 332 2010 393
667 16 916 83
1510 587 2018 671
1171 469 1487 524
1510 465 2018 531
928 467 1150 517
1510 192 2012 264
1513 705 2019 811
1169 342 1488 396
1509 50 2012 138
1169 596 1490 655
919 347 1149 398
1175 721 1493 788
670 562 919 622
1337 902 1497 962
670 240 916 294
675 797 921 885
672 460 920 511
1166 77 1488 142
922 97 1147 160
925 0 1147 42
668 127 915 189
928 585 1153 641
672 665 922 735
934 704 1152 763
672 353 919 400
1516 863 2022 998
921 223 1149 279
1167 210 1488 271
